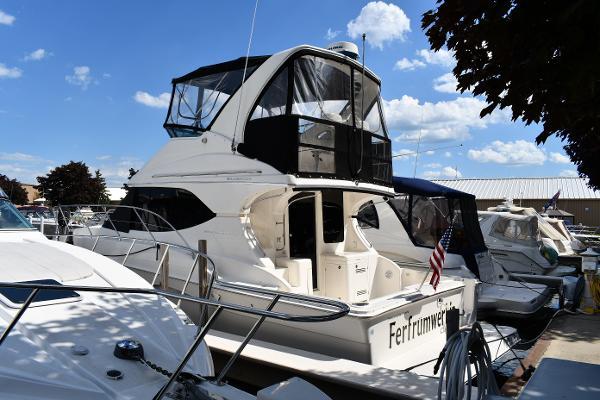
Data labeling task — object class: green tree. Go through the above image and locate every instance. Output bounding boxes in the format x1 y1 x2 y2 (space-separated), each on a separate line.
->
0 174 28 205
36 161 109 205
422 0 600 188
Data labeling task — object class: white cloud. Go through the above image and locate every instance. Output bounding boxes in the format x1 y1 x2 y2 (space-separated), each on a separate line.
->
549 152 570 164
383 95 510 142
24 48 50 61
444 151 452 157
468 140 547 165
102 72 112 79
0 152 41 162
325 28 340 41
442 166 462 178
394 57 426 71
433 73 459 93
416 49 455 68
133 91 170 108
0 63 22 79
347 2 411 49
0 10 15 26
559 169 578 177
96 155 111 161
0 152 55 184
422 170 441 179
93 156 144 186
393 148 415 160
65 66 94 89
422 165 461 179
395 48 455 73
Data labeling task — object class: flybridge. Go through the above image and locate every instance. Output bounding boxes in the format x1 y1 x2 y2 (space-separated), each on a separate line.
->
162 45 393 186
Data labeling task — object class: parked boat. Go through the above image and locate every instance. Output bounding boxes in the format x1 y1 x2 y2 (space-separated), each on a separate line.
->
479 210 576 276
358 177 552 319
71 44 486 371
0 187 340 399
17 205 59 237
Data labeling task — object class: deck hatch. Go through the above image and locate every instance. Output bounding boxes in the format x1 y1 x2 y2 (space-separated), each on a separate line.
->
0 279 80 306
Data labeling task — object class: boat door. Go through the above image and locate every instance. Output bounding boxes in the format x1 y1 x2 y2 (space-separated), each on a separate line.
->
288 193 318 289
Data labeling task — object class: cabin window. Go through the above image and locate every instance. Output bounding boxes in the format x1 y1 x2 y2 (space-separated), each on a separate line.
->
298 119 336 174
292 56 352 126
357 201 379 229
250 66 288 120
105 187 215 232
165 63 262 137
491 217 537 244
322 190 344 243
353 69 386 136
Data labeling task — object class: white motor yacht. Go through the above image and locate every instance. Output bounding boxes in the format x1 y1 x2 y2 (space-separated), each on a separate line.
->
72 44 479 371
479 210 576 276
0 188 337 399
358 177 552 319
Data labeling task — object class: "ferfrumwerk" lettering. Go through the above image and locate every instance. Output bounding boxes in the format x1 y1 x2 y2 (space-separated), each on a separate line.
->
389 304 456 348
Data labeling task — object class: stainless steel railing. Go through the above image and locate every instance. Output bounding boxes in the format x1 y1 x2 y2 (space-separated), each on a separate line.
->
0 280 349 400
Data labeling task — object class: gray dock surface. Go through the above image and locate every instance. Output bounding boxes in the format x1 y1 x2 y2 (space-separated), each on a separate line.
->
503 312 600 398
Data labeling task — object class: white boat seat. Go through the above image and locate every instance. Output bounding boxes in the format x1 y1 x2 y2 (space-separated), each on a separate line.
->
275 258 313 295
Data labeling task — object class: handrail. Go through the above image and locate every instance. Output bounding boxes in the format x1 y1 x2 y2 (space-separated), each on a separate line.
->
0 280 349 400
54 204 191 249
50 232 216 307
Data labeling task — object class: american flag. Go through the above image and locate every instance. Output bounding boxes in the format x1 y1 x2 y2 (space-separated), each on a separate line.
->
429 224 454 290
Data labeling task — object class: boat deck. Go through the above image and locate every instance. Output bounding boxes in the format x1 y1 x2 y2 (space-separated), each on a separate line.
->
502 312 600 398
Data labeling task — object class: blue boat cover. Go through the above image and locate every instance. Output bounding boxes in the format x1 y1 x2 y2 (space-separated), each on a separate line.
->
392 176 474 199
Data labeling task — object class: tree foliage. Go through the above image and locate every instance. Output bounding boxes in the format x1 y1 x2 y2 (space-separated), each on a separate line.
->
36 161 110 205
422 0 600 188
0 174 28 205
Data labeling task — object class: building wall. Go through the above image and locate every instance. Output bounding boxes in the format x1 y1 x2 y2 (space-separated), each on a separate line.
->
475 199 600 227
21 184 39 204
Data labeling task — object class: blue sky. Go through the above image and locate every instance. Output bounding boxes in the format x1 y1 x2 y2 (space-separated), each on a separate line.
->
0 1 578 186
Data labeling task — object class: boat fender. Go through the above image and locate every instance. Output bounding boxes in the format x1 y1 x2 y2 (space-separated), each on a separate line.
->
540 240 559 265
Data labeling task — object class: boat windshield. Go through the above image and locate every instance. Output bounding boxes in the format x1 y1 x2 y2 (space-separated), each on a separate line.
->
0 199 34 230
385 194 486 255
164 56 268 137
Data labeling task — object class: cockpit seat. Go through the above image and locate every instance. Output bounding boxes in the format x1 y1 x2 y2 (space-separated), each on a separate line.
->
276 258 313 295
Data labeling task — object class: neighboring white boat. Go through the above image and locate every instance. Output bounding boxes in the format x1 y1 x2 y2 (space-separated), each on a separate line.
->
479 210 575 276
358 177 553 319
72 44 481 371
543 216 586 252
0 188 338 399
17 205 59 237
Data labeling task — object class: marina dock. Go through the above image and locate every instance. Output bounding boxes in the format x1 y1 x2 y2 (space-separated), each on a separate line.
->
502 312 600 399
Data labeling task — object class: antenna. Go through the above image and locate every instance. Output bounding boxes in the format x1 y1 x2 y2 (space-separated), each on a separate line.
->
412 112 423 178
231 0 260 153
393 143 463 158
356 33 366 175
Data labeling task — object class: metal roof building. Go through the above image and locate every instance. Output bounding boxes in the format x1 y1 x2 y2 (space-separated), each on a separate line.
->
431 177 600 226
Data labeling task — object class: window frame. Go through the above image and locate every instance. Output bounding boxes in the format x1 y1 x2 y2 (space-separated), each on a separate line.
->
245 48 388 139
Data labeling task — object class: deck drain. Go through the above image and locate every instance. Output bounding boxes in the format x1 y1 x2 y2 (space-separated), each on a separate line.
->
106 369 124 380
